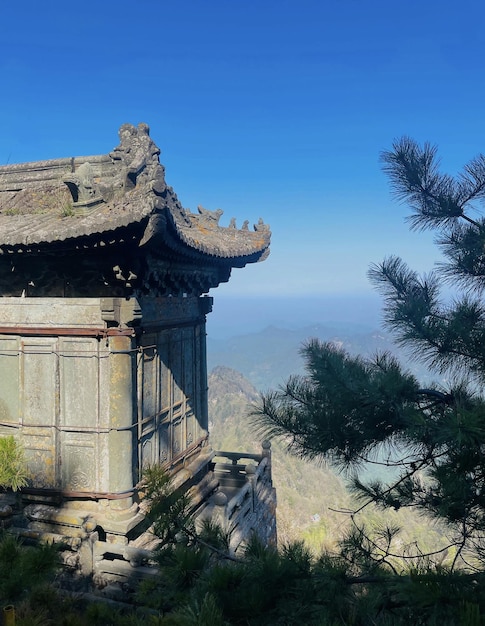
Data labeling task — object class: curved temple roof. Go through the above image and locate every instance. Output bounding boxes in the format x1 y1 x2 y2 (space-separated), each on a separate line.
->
0 123 271 266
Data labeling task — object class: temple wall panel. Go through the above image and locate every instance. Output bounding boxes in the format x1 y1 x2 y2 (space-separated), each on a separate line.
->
21 339 58 487
61 432 96 491
0 298 105 327
59 338 103 491
137 315 209 473
0 337 20 434
0 296 210 495
0 331 115 491
59 338 100 428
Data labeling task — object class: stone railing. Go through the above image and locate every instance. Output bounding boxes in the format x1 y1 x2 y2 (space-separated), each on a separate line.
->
1 442 276 587
207 441 277 553
92 442 276 582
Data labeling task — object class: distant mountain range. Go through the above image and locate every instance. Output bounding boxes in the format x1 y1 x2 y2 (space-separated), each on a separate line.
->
208 322 434 391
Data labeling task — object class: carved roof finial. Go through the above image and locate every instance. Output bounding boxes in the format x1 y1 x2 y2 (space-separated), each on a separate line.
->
197 205 223 226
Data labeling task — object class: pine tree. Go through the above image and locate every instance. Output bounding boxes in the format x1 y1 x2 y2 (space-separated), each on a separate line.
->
252 137 485 569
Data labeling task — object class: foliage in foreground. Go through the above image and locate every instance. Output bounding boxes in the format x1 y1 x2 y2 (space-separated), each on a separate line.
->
137 513 485 624
0 532 58 604
133 467 485 625
0 435 28 491
3 532 485 626
3 468 485 625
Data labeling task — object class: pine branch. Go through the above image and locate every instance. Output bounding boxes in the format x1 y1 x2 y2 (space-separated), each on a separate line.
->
380 137 481 231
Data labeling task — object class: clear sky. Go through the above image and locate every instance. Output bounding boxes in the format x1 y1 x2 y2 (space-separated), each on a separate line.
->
2 0 485 330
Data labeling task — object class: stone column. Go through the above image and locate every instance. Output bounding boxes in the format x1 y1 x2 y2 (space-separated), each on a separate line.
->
212 491 228 527
261 440 272 473
198 296 212 434
245 463 257 512
108 334 135 510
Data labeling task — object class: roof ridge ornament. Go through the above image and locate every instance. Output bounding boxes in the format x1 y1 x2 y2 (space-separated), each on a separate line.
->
254 217 270 233
109 122 165 194
63 123 167 210
197 205 223 226
63 161 104 209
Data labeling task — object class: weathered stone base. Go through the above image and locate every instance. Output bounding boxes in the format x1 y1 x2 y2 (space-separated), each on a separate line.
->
0 443 277 588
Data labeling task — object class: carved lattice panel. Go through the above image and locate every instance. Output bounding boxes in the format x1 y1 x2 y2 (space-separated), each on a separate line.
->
171 330 183 406
158 418 170 464
137 318 209 471
138 335 160 469
61 433 96 491
172 416 183 458
141 340 159 420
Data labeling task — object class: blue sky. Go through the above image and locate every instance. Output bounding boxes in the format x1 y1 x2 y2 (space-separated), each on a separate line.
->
2 0 485 331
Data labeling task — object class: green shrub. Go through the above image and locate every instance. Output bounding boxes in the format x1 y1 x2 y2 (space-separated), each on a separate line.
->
0 435 28 491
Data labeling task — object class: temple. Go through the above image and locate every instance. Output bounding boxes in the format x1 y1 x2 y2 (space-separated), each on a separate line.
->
0 123 276 581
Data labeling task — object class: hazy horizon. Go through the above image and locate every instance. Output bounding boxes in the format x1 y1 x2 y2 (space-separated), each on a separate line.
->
206 292 383 339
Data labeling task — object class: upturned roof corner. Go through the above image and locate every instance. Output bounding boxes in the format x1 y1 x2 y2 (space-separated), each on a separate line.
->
0 123 271 296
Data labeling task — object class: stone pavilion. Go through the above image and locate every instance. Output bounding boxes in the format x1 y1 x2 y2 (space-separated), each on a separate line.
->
0 123 276 579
